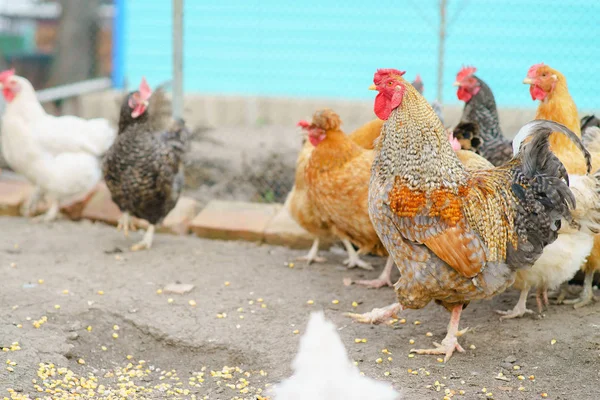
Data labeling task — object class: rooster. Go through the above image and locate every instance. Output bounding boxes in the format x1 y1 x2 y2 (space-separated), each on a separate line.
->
347 68 588 362
103 78 189 251
0 69 116 221
272 311 400 400
523 63 600 308
454 66 512 166
411 74 444 125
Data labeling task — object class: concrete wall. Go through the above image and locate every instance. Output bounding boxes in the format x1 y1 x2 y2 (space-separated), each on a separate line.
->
78 90 541 139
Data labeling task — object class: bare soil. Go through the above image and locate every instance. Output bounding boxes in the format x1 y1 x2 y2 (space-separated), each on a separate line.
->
1 217 600 399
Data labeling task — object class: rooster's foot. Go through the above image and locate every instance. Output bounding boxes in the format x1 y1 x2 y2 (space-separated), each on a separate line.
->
344 303 402 325
31 200 60 223
130 225 155 252
295 238 326 264
495 307 534 319
561 271 599 309
410 328 469 363
117 212 137 238
356 256 395 289
21 186 42 217
343 257 373 270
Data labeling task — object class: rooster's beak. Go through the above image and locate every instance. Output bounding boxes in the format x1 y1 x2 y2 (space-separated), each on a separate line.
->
452 81 460 87
368 84 376 91
523 77 534 84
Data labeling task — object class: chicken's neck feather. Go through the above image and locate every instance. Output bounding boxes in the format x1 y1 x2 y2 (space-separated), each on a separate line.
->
374 88 467 192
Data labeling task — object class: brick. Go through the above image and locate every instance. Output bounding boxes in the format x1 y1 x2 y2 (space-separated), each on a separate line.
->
264 206 329 249
81 182 122 226
158 196 198 235
0 180 34 216
190 200 281 242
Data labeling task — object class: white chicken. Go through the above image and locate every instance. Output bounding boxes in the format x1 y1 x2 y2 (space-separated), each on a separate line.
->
494 132 600 318
0 69 116 221
272 311 401 400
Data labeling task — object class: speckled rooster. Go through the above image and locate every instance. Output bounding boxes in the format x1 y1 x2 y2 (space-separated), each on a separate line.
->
347 68 590 362
103 78 189 251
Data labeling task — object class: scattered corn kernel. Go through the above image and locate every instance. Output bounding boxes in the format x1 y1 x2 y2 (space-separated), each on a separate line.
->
469 344 476 350
353 361 358 366
248 300 254 305
513 365 521 370
529 375 535 381
6 366 14 372
224 281 230 286
408 354 415 358
355 338 362 343
257 298 263 302
216 313 227 319
550 339 556 345
332 299 339 305
293 330 299 334
541 393 548 398
414 320 421 325
113 325 119 330
288 262 295 268
384 371 390 376
38 279 44 284
437 358 444 363
189 300 197 306
112 333 119 339
54 305 60 309
382 349 391 354
361 338 367 343
518 387 525 392
16 324 22 329
86 326 92 332
10 262 16 268
375 358 383 364
101 346 107 351
518 375 525 380
426 332 433 337
167 298 174 304
409 339 415 345
156 289 163 294
307 300 314 305
97 290 104 295
126 354 133 360
387 357 393 361
352 301 358 307
459 390 465 395
261 303 267 308
482 388 487 393
62 289 69 294
486 393 493 397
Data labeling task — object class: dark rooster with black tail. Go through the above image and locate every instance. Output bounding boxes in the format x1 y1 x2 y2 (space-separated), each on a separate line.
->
103 77 189 251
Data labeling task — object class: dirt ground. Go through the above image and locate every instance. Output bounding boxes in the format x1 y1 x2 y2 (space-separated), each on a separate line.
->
1 217 600 400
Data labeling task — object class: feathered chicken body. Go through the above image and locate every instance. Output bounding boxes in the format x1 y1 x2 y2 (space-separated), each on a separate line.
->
0 69 116 221
521 63 600 309
454 67 512 166
303 110 389 272
355 68 588 361
103 78 189 251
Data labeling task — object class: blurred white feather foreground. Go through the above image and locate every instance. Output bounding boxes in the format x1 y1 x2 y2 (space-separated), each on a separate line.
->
272 311 401 400
0 71 116 221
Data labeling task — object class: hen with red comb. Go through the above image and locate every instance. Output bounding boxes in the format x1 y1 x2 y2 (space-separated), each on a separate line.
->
454 66 513 166
103 78 190 251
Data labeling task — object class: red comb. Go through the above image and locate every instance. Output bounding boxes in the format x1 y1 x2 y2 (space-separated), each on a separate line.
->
139 77 152 101
527 63 545 78
373 68 406 84
297 120 310 129
0 68 15 84
456 66 477 82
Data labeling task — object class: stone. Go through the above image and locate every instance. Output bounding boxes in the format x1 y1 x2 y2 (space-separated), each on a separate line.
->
0 180 33 216
157 196 198 235
190 200 280 242
264 206 324 249
163 283 195 295
81 182 121 226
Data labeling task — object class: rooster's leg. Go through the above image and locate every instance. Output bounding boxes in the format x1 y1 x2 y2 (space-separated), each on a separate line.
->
495 289 534 319
131 224 155 251
534 286 550 313
32 198 60 223
295 238 327 264
562 270 599 308
117 212 137 238
356 256 395 289
22 186 42 217
345 303 402 325
341 239 373 270
410 304 469 362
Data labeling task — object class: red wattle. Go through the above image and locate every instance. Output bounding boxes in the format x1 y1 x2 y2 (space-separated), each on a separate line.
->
530 85 547 101
3 88 14 102
308 133 326 147
456 86 472 102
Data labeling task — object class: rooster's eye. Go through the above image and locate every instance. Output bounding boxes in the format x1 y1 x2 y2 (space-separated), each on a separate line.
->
387 81 394 86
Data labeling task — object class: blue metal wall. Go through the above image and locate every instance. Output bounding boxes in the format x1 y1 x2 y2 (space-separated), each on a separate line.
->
114 1 600 109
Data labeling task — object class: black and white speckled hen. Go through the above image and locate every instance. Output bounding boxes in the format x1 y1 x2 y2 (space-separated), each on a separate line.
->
454 66 513 166
103 78 189 251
